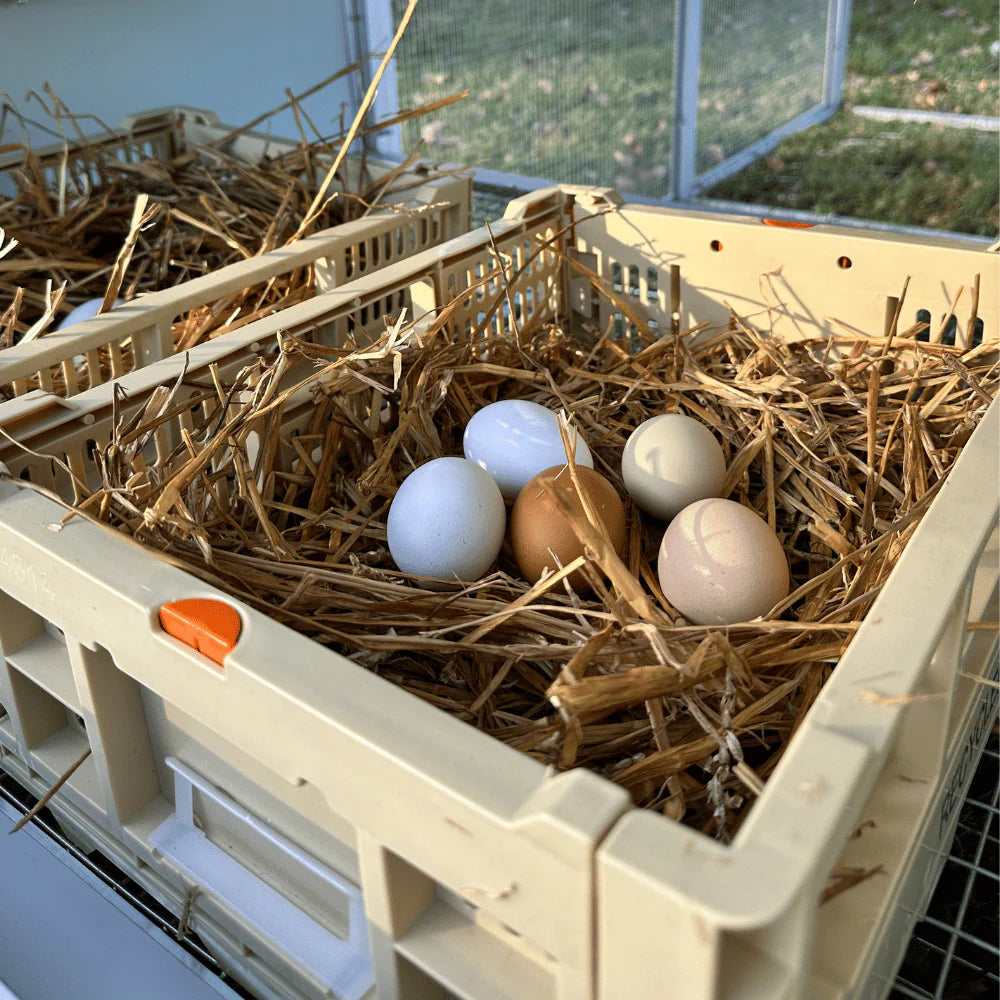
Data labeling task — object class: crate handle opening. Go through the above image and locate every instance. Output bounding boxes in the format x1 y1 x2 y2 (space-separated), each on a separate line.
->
158 598 242 666
762 218 815 229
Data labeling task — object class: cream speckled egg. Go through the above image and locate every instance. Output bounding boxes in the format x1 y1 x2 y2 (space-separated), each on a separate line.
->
622 413 726 521
657 498 789 625
387 457 506 581
463 400 593 499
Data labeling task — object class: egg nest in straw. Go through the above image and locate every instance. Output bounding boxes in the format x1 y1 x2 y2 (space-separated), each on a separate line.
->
75 289 997 843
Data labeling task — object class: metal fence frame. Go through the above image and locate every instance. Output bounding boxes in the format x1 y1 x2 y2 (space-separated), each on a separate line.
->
349 0 854 203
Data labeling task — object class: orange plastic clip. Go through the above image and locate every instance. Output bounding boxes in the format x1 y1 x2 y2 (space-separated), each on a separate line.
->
159 598 241 667
762 218 814 229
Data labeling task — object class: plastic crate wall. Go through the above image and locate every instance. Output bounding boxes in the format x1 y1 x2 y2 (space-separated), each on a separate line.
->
0 187 996 1000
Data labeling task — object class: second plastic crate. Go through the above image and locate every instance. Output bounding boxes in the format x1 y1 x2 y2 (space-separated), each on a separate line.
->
0 105 471 400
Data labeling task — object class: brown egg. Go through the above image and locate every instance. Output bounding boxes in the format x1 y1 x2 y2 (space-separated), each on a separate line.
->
510 464 627 591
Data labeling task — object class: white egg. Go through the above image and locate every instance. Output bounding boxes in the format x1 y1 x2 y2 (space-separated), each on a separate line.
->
622 413 727 521
57 297 123 330
657 498 789 625
387 457 506 581
463 400 593 499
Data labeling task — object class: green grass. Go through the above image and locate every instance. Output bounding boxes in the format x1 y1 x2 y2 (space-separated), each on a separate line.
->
847 0 998 117
392 0 999 234
707 0 1000 234
706 113 999 234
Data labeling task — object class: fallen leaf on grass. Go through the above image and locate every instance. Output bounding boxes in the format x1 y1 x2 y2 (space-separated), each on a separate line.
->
915 79 946 109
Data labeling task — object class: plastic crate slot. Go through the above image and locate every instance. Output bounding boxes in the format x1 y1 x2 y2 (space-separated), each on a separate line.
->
710 240 723 252
158 598 241 667
971 317 985 348
717 930 794 1000
394 896 555 1000
150 757 373 1000
916 308 932 342
670 264 682 337
941 314 958 347
6 632 80 716
646 266 659 304
2 598 80 715
30 726 102 808
628 267 640 301
838 256 853 270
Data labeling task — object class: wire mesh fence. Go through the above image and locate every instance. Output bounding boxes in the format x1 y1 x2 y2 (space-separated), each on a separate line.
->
365 0 847 200
383 0 675 196
695 0 831 172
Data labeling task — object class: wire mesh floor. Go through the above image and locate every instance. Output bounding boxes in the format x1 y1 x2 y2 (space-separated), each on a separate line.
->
890 732 1000 1000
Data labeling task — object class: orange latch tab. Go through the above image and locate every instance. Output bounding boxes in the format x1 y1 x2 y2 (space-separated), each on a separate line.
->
762 218 814 229
159 599 242 666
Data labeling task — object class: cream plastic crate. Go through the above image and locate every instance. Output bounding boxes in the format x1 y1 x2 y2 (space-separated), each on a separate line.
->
0 105 471 400
0 188 996 1000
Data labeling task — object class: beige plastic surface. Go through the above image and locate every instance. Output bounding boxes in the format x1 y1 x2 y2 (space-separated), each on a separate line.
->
0 106 471 401
0 188 996 1000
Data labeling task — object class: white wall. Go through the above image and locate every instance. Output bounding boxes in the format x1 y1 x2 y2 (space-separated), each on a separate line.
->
1 0 356 146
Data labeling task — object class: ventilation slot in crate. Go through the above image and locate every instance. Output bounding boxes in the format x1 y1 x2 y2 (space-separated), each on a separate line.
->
149 757 373 1000
393 891 557 1000
0 598 101 807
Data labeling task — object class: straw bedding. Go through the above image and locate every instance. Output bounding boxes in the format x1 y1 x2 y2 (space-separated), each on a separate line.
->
67 257 997 843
